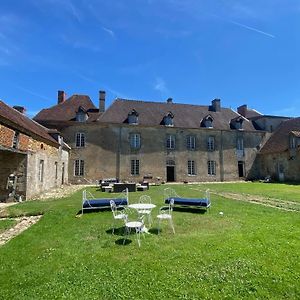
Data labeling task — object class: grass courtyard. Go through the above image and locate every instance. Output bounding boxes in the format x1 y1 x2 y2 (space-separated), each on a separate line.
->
0 182 299 299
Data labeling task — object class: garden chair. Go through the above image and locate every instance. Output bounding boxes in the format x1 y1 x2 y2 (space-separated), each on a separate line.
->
123 214 145 247
110 200 128 234
137 195 153 225
157 198 175 234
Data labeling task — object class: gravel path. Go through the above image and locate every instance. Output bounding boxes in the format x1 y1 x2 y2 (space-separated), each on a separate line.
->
0 184 94 246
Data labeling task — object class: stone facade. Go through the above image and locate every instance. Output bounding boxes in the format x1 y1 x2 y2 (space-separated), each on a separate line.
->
60 122 265 184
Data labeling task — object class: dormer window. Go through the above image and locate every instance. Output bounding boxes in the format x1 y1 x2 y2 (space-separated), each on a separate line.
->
162 112 174 127
289 131 300 149
127 109 139 125
231 116 244 130
12 131 20 149
76 106 88 122
201 115 213 128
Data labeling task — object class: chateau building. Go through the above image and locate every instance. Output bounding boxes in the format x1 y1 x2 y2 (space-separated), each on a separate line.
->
34 91 269 184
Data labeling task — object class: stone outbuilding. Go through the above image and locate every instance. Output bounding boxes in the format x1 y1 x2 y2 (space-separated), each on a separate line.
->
0 101 69 201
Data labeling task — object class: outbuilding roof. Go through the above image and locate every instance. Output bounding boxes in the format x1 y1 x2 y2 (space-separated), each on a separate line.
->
0 100 58 146
33 94 99 122
260 117 300 154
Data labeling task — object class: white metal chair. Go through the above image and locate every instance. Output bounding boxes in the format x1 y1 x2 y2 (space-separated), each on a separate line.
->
110 200 128 234
137 195 153 225
157 198 175 234
123 215 145 247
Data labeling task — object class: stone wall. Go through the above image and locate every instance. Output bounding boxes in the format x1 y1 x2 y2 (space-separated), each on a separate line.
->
60 123 265 184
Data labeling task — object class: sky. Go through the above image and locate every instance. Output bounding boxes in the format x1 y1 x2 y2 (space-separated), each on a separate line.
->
0 0 300 118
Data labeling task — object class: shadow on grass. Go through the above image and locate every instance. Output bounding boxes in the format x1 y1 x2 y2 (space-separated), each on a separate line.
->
173 207 207 214
115 238 132 246
76 207 111 216
106 226 126 236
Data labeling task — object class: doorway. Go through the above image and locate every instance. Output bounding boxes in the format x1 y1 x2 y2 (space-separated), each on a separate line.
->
166 166 175 182
238 161 244 177
61 162 65 185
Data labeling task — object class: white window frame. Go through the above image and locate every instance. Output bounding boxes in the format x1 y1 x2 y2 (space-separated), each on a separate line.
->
290 136 297 149
131 159 140 175
208 160 216 176
74 159 84 176
166 134 175 149
237 137 244 150
207 136 215 151
39 160 44 182
187 135 196 150
188 160 196 175
75 133 85 148
130 133 141 149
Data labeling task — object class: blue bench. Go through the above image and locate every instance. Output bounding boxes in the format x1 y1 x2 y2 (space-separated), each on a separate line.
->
164 188 211 211
82 189 128 214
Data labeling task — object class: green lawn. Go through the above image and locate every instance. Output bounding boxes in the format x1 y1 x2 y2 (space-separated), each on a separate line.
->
0 219 17 234
0 183 299 299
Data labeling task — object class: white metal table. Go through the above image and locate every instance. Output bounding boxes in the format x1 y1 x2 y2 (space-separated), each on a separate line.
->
128 203 156 231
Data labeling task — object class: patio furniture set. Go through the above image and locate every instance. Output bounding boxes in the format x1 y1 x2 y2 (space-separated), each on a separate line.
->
81 187 211 247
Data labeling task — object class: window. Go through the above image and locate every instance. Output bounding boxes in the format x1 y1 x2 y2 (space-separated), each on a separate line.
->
76 106 88 122
163 112 174 126
12 131 19 149
207 160 216 175
187 136 196 150
207 136 215 151
201 115 213 128
237 137 244 150
74 160 84 176
290 136 297 149
76 133 85 147
55 162 58 180
131 159 140 175
188 160 196 175
128 109 139 124
166 134 175 149
39 160 44 182
130 133 141 149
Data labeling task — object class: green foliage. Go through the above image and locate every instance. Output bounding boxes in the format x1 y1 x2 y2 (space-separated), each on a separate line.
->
0 183 299 299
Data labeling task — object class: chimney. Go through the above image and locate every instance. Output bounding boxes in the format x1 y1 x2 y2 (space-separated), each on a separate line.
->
211 99 221 112
99 90 106 112
167 97 173 104
58 90 66 104
237 104 247 117
13 106 26 114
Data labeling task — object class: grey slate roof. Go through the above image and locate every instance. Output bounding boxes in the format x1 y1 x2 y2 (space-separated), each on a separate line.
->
98 98 258 131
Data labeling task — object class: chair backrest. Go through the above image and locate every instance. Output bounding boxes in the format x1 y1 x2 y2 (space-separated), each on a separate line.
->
110 200 117 217
168 198 174 215
139 195 151 204
205 189 210 202
164 188 179 200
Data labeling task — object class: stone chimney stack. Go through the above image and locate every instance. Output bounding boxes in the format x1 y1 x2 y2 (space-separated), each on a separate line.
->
211 99 221 112
167 97 173 103
58 90 66 104
237 104 247 117
99 90 106 112
13 106 26 114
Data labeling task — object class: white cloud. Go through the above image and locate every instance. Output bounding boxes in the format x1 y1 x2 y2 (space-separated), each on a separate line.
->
154 77 169 95
102 26 115 38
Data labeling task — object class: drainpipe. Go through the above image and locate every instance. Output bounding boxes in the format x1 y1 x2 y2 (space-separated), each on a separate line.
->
219 130 224 182
116 126 122 181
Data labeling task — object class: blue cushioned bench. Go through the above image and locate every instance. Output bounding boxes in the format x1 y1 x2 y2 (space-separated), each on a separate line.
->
164 188 211 211
82 189 128 214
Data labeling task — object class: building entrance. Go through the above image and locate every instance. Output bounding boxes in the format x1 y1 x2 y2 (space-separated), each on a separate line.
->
166 166 175 182
238 161 244 177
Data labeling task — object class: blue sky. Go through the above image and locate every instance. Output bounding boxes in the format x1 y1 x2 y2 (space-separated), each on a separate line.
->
0 0 300 117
